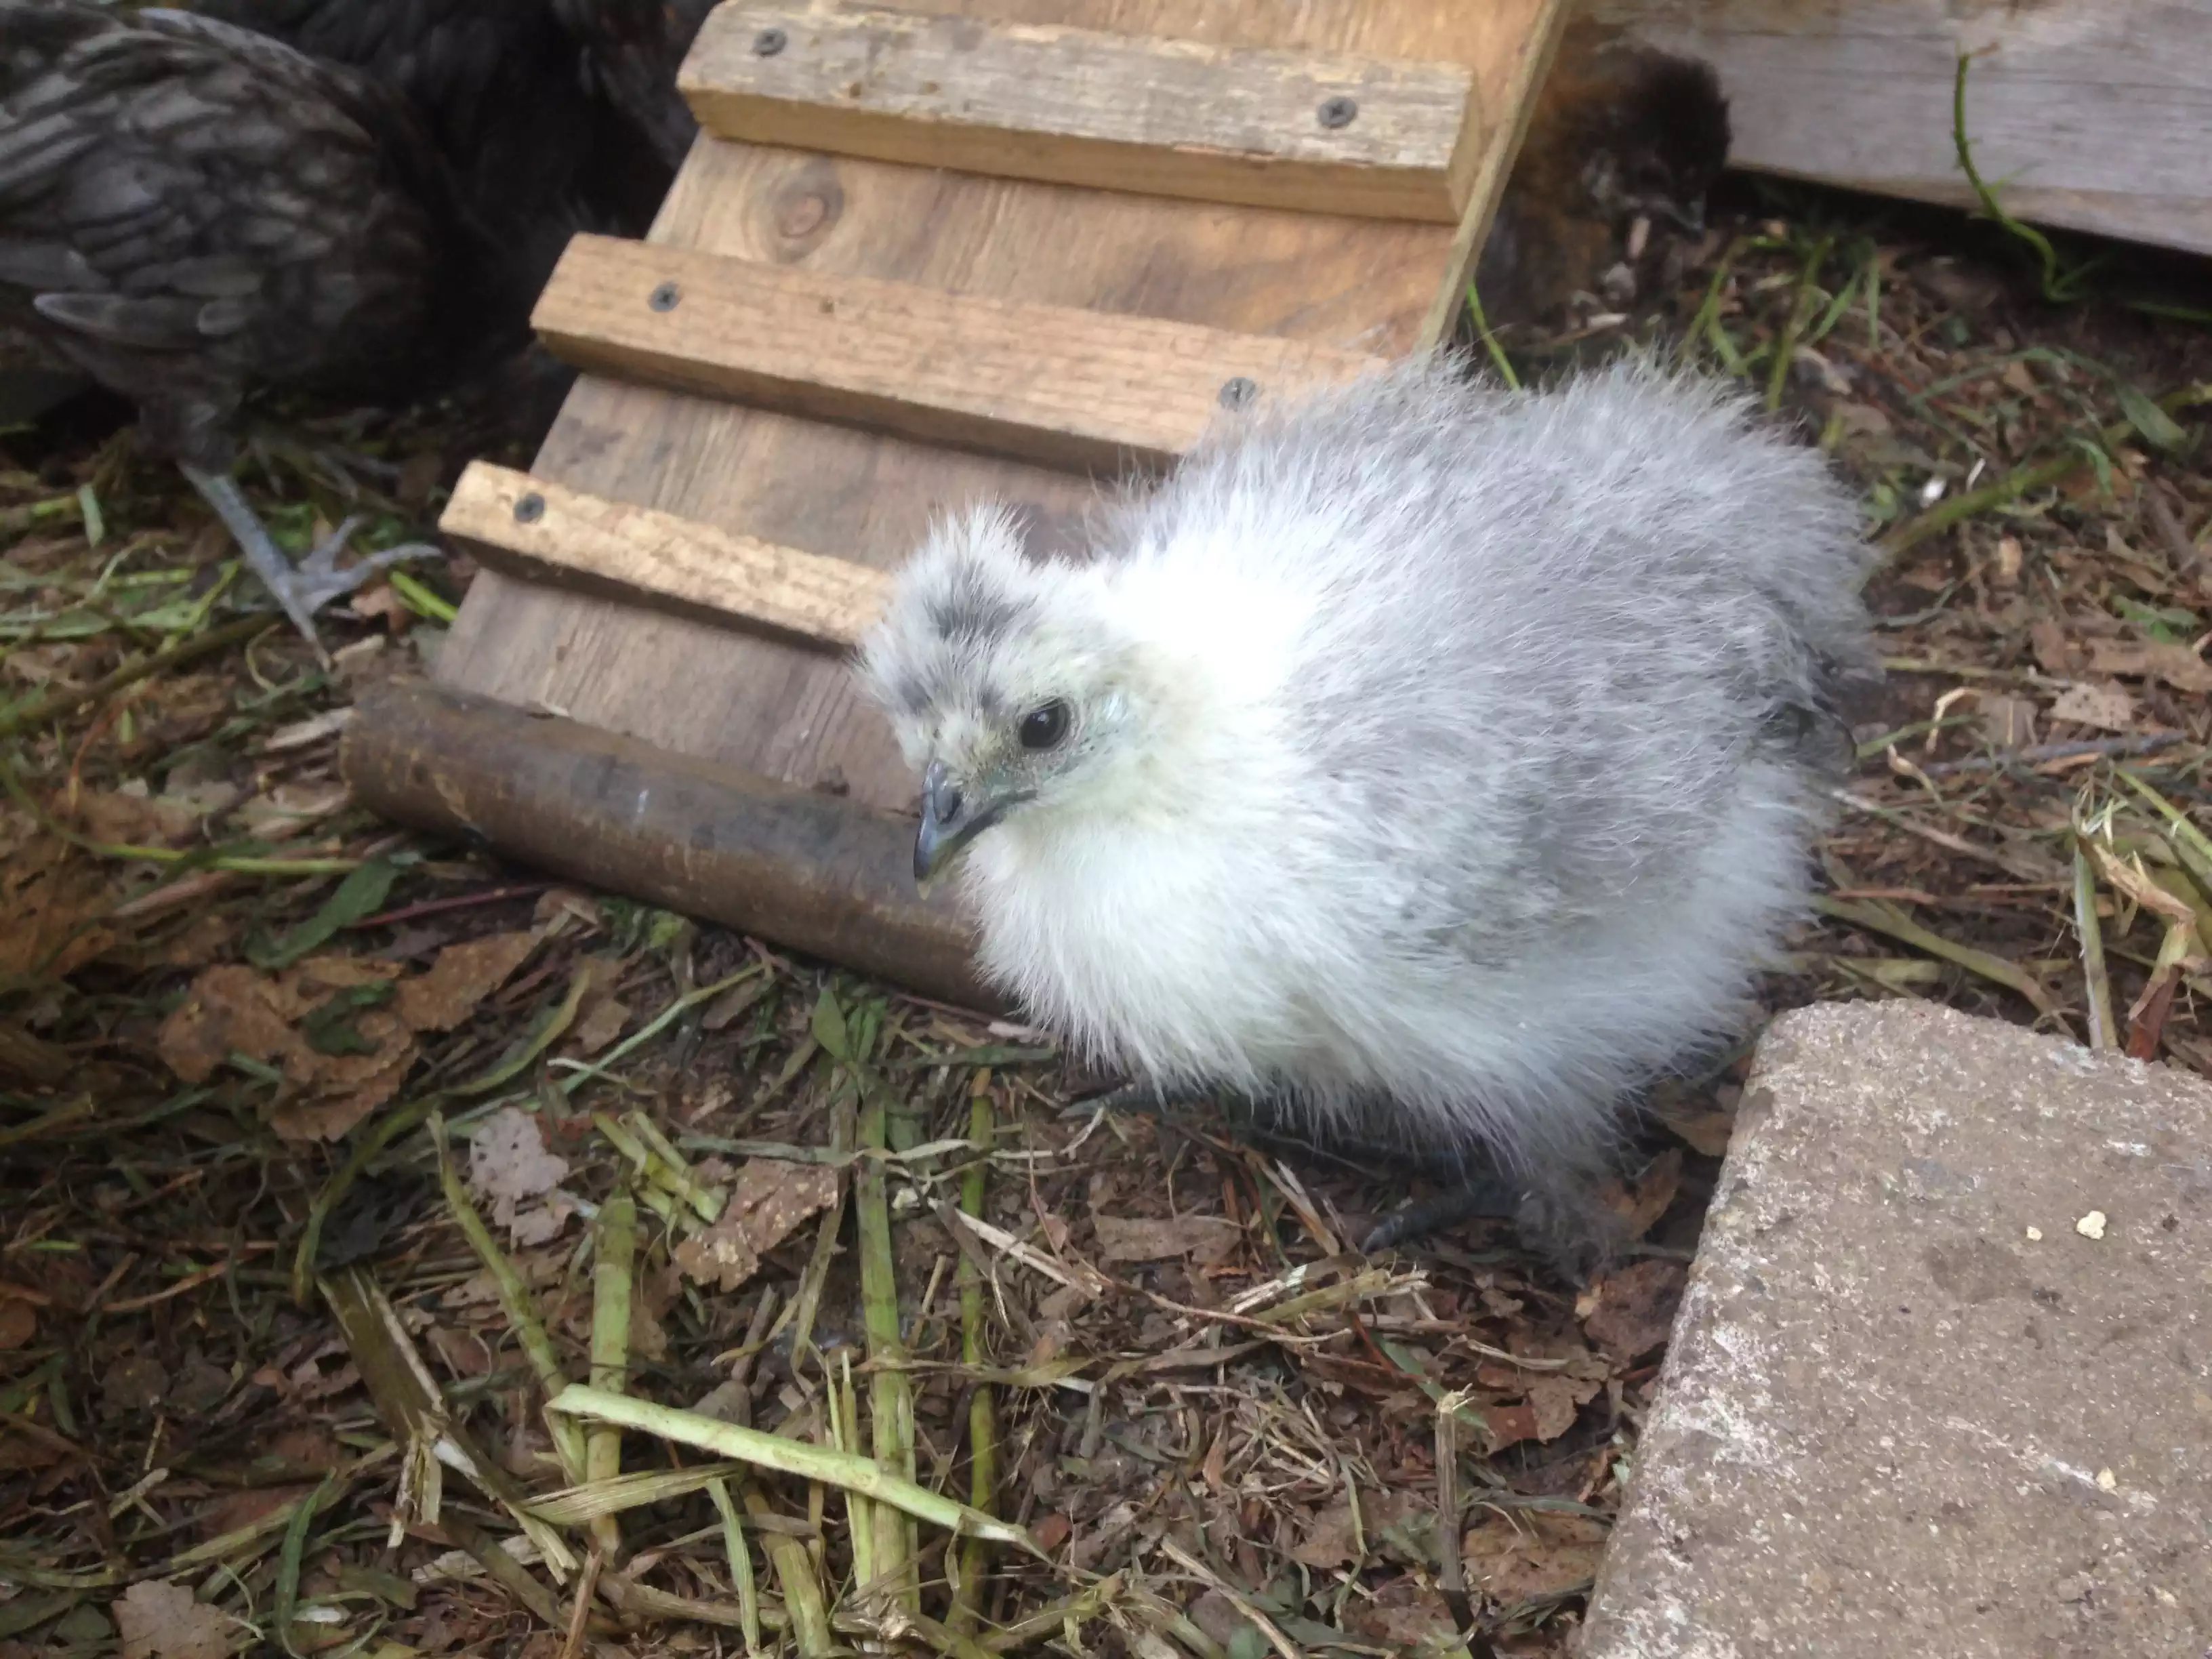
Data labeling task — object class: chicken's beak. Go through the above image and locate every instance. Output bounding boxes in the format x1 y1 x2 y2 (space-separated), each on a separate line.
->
913 759 1011 891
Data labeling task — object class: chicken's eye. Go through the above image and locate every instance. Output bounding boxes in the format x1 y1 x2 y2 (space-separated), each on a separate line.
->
1018 700 1070 751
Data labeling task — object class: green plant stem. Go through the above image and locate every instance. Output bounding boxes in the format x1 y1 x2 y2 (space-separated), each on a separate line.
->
1463 283 1520 391
1880 385 2211 559
2071 843 2116 1050
949 1079 999 1637
855 1075 918 1611
0 613 272 739
587 1188 637 1557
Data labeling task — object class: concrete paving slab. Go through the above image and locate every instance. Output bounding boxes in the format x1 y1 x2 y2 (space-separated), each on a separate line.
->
1581 1000 2212 1659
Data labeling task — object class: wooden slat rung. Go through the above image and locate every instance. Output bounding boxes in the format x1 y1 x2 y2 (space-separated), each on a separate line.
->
439 462 886 649
679 6 1483 224
531 235 1388 475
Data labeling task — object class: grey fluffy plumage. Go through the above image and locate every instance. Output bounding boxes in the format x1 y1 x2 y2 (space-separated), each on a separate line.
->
857 354 1877 1265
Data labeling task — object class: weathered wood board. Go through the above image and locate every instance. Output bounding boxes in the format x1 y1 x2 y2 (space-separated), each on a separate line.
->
531 236 1388 474
682 5 1486 222
1594 0 2212 260
441 462 889 647
348 0 1570 1007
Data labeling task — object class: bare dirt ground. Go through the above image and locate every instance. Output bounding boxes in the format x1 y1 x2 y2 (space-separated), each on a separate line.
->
3 180 2209 1659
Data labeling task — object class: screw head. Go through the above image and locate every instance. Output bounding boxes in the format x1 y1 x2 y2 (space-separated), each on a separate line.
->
754 26 786 56
514 491 546 525
649 281 681 312
1317 95 1358 129
1218 377 1258 411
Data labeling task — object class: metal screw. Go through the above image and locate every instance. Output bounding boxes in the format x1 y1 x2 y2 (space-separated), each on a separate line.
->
1218 377 1258 411
514 492 546 525
649 281 681 312
1317 95 1358 129
754 26 786 56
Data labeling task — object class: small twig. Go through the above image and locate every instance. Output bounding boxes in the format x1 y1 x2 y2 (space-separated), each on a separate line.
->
556 1549 604 1659
1921 733 2188 777
1828 787 2024 872
2144 485 2206 577
349 882 551 930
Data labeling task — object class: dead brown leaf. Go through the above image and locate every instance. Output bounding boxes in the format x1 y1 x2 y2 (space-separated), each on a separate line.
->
260 708 353 753
1978 693 2039 748
571 995 630 1055
348 581 415 632
196 1483 319 1542
1089 1210 1242 1265
2029 618 2076 676
1579 1258 1688 1359
0 834 119 980
153 910 239 970
0 1298 35 1351
1658 1105 1736 1158
71 788 201 848
1292 1502 1361 1568
157 965 303 1084
674 1159 841 1292
268 1029 413 1141
1597 1148 1681 1241
114 1581 228 1659
1525 1373 1600 1441
396 931 539 1032
2048 680 2137 732
157 959 418 1142
1343 1578 1458 1649
2084 638 2212 694
467 1106 573 1240
230 779 352 842
1460 1511 1606 1603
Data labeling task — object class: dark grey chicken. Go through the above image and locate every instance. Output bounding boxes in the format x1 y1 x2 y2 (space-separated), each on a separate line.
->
0 3 533 652
1475 20 1731 329
190 0 701 292
553 0 721 172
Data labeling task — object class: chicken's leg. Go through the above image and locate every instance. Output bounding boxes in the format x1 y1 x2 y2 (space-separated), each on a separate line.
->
182 464 438 661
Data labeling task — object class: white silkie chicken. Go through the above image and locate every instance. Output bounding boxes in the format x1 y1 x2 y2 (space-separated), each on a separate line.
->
856 354 1875 1271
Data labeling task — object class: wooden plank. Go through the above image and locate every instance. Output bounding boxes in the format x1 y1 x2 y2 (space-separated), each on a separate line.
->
1593 0 2212 259
531 236 1390 474
343 680 1002 1012
441 462 886 649
382 1 1568 998
679 5 1483 223
439 1 1565 820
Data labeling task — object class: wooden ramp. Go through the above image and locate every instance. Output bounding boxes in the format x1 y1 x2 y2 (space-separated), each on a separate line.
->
343 0 1568 1010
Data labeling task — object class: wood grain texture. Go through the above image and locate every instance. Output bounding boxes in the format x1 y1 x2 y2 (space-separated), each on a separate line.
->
441 462 890 648
392 0 1566 996
533 236 1389 473
1592 0 2212 258
680 5 1483 222
344 680 1001 1010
